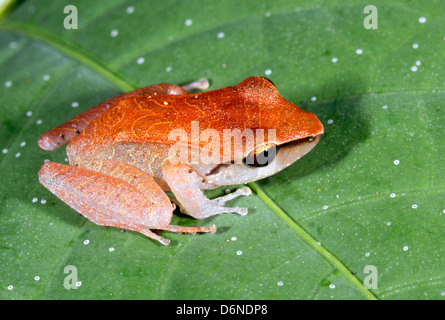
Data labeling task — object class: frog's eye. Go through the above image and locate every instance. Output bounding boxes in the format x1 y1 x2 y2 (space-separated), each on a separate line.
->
244 143 277 168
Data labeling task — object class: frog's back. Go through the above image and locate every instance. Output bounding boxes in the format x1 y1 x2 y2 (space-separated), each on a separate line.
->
66 76 322 161
67 88 246 158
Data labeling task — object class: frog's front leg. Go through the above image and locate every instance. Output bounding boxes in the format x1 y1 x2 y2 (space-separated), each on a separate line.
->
38 159 215 245
162 163 252 219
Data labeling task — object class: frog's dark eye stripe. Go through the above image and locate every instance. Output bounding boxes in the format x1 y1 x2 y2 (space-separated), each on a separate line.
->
244 143 277 167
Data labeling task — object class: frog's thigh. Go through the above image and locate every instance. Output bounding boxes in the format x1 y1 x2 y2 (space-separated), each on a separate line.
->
162 163 251 219
39 161 174 245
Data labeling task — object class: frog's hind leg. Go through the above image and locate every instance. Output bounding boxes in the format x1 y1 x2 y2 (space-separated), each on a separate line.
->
38 160 215 245
38 78 209 151
37 85 174 151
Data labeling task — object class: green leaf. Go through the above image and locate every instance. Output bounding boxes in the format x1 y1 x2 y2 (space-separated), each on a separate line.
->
0 0 443 299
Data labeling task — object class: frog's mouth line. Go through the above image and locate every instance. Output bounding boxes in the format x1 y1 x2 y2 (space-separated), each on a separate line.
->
278 133 323 154
203 133 323 177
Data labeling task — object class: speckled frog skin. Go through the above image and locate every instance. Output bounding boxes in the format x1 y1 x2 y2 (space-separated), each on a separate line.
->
38 77 323 245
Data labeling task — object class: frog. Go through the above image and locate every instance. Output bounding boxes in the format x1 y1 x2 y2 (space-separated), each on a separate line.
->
38 76 324 245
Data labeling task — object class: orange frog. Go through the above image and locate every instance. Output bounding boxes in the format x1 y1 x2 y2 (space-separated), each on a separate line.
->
38 77 323 245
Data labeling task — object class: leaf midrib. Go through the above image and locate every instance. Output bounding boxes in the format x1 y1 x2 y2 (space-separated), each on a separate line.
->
3 20 377 300
248 182 377 300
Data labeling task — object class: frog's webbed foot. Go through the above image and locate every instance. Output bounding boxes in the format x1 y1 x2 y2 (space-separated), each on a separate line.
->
39 160 218 246
162 163 252 219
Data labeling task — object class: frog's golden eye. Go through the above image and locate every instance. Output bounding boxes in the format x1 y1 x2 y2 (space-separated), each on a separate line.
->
244 143 277 168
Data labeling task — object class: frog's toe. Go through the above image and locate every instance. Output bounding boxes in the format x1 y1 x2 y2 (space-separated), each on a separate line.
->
234 207 248 216
208 224 217 234
214 206 248 216
213 186 252 205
